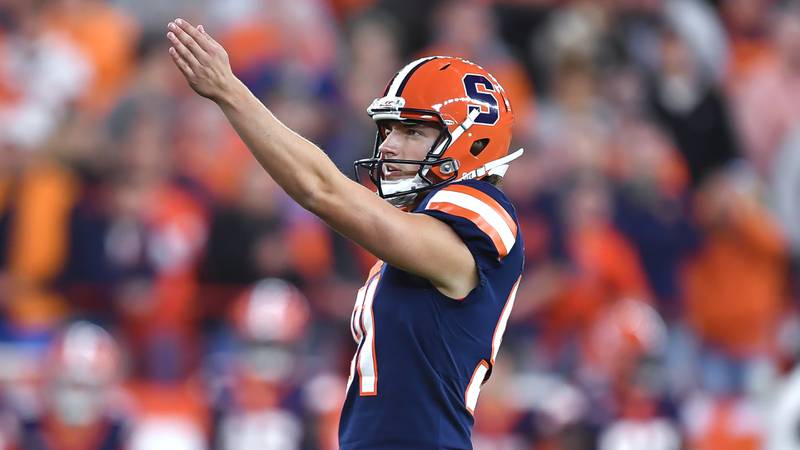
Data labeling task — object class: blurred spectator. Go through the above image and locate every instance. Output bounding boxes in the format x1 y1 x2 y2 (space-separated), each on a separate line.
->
680 392 763 450
214 0 339 103
530 53 614 186
10 321 131 450
772 126 800 255
720 0 775 86
0 0 91 150
733 4 800 176
681 163 787 393
327 10 402 171
767 361 800 450
42 0 138 114
612 120 695 313
532 174 652 376
200 163 328 289
64 100 208 381
421 0 535 129
663 0 729 83
125 387 207 450
646 24 740 188
598 384 682 450
1 157 80 336
203 278 322 449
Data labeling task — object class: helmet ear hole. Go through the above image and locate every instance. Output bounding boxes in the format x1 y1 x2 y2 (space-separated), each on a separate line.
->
470 138 490 157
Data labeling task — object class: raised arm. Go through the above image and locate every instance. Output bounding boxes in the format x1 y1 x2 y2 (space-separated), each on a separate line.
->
166 19 478 297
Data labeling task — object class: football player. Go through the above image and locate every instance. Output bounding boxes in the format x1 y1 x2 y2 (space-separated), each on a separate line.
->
167 18 524 449
13 321 130 450
206 278 311 449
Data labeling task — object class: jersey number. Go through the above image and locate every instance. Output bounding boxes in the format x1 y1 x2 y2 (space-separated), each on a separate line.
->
465 276 521 414
347 262 383 396
463 74 499 125
346 265 521 417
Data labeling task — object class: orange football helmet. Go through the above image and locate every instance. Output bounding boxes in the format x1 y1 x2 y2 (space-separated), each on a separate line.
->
354 56 523 207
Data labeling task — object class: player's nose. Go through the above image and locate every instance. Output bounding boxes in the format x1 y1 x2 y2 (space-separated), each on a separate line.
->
378 131 402 158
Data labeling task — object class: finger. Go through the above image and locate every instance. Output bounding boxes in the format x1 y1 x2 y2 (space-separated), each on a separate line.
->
169 47 195 79
194 24 215 49
193 23 222 50
203 31 223 49
167 31 202 69
168 21 209 61
195 24 221 52
173 18 214 53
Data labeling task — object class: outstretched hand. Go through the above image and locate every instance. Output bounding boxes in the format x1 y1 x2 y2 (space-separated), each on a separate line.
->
166 18 238 102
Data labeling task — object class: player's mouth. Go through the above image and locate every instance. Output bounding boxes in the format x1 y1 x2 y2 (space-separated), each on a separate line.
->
382 164 416 180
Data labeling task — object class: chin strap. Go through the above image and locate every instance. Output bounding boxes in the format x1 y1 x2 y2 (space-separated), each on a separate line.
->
379 147 525 208
430 108 481 157
380 174 428 196
459 148 525 181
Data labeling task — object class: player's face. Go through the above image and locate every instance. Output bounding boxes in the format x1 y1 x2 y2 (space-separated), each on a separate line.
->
377 121 440 180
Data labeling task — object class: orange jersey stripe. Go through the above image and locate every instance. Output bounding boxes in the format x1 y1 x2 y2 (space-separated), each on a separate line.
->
441 184 517 238
367 260 384 279
426 201 509 257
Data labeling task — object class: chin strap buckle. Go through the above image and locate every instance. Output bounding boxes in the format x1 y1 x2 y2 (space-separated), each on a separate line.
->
459 148 525 181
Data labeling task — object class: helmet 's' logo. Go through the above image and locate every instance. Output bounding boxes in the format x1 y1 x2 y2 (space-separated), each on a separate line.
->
463 74 499 126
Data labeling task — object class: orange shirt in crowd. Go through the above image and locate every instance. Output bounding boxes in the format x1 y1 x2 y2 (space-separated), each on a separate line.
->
682 199 787 356
543 223 651 335
6 163 79 331
43 0 138 113
219 21 282 76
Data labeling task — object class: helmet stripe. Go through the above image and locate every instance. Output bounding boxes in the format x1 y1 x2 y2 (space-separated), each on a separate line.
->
382 73 399 96
386 56 438 97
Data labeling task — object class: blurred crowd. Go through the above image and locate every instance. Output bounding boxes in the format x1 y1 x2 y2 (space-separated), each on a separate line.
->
2 0 800 448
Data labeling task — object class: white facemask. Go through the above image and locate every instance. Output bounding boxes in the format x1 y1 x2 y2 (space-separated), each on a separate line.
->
379 174 428 207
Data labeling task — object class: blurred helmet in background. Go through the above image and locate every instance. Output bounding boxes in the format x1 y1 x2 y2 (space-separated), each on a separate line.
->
230 278 310 382
45 321 122 426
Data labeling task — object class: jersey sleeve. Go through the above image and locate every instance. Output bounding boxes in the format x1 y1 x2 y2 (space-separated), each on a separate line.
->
416 181 519 268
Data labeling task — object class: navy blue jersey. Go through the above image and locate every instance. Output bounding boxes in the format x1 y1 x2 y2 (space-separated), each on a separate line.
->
339 179 524 449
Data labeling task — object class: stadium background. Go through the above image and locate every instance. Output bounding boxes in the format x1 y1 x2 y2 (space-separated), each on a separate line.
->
2 0 800 448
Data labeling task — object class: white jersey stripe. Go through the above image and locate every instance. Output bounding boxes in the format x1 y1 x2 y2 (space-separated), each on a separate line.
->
357 275 380 394
465 360 490 414
346 352 356 393
491 277 521 363
351 286 366 342
427 190 516 253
